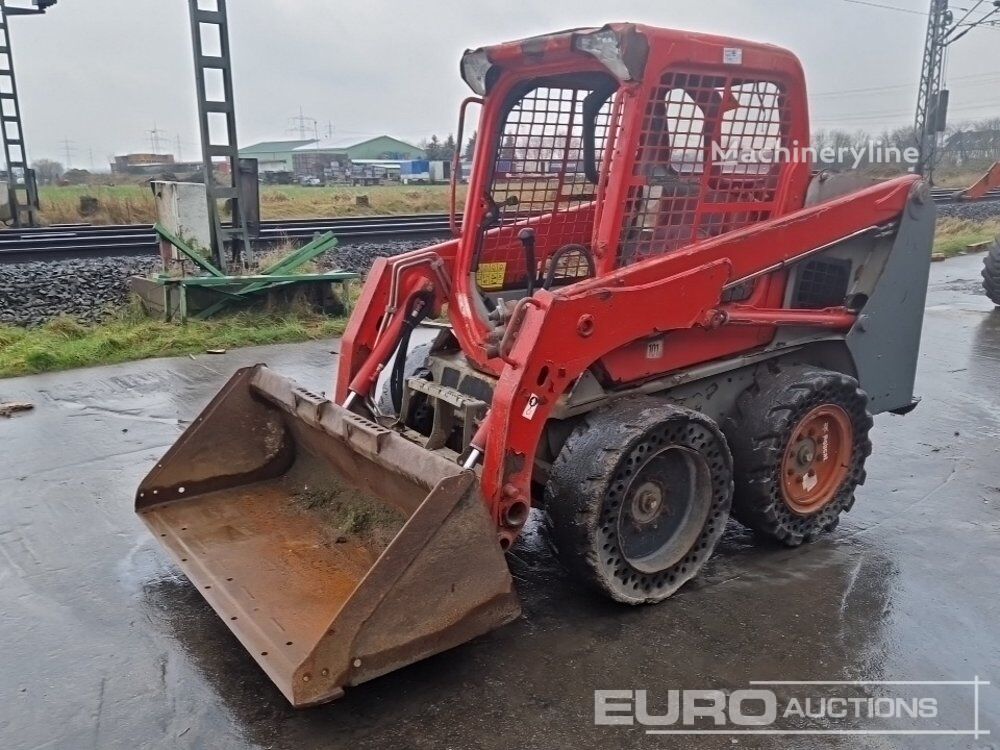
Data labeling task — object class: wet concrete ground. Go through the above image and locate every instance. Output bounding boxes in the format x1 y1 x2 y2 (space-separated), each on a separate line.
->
1 254 998 749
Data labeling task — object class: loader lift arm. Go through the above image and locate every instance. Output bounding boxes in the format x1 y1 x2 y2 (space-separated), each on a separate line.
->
336 239 458 408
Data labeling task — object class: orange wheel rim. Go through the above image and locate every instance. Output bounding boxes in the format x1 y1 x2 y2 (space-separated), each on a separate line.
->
780 404 853 515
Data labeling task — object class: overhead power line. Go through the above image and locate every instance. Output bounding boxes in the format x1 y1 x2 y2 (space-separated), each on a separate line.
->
838 0 982 15
813 98 1000 124
839 0 929 16
811 71 1000 98
949 0 986 26
946 5 1000 41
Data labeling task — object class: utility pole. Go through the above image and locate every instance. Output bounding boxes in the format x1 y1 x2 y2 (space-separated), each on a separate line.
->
289 106 316 141
147 122 166 155
915 0 1000 183
914 0 951 182
60 136 74 168
0 0 58 227
188 0 252 268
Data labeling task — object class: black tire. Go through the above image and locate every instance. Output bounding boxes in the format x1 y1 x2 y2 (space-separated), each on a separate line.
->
726 367 873 547
983 238 1000 306
544 397 733 604
376 341 433 418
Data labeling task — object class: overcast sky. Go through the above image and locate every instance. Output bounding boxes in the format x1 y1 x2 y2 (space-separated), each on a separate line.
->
10 0 1000 168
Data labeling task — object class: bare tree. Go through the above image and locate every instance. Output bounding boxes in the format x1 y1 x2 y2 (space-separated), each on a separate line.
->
31 159 64 185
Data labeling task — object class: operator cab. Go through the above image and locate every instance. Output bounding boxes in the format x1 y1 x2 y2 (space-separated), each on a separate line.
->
457 24 808 319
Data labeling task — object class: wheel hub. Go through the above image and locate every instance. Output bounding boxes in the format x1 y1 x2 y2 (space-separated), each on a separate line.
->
794 440 816 467
630 481 666 524
617 445 713 573
781 404 854 515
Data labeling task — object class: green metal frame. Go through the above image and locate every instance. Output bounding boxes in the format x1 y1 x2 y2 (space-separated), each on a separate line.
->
154 226 356 323
154 223 226 277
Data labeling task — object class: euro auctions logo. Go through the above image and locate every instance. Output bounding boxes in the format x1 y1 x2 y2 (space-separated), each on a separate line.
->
595 679 990 738
596 688 786 727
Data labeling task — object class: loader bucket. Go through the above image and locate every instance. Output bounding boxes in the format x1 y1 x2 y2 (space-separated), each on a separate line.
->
136 365 520 707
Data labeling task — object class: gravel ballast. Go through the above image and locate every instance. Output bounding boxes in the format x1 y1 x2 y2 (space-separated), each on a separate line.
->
936 198 1000 222
323 239 431 274
0 239 436 327
0 257 160 327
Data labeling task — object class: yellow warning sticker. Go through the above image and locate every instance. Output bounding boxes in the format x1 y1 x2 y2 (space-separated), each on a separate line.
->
476 262 507 290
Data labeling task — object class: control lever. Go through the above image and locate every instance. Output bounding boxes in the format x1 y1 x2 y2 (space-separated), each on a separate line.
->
517 227 537 297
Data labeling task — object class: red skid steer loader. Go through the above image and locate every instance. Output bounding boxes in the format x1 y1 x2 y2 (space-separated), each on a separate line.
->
136 24 935 707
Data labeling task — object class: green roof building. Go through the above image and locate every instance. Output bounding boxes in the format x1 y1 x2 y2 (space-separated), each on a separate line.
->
238 139 318 172
241 136 426 176
293 135 425 162
290 135 427 178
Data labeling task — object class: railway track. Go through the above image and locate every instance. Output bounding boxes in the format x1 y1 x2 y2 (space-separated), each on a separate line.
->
1 187 998 263
0 213 454 264
930 187 1000 203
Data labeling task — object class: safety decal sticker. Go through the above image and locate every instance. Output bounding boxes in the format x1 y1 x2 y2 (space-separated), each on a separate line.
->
476 262 507 290
522 394 541 420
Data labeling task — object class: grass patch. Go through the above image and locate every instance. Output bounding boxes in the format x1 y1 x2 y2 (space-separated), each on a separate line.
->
0 306 347 378
291 484 405 556
931 167 994 190
38 184 159 224
38 183 466 225
253 240 320 274
934 217 1000 258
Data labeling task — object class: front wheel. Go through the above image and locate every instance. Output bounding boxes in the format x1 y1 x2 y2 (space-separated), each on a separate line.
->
544 398 733 604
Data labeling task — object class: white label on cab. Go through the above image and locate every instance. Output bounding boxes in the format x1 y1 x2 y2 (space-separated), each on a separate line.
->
724 47 743 65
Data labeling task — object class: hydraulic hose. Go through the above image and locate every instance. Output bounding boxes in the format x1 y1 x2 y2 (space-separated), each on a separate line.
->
389 293 433 413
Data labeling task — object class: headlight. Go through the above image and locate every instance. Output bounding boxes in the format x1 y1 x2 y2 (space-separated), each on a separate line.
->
460 49 492 95
572 28 631 81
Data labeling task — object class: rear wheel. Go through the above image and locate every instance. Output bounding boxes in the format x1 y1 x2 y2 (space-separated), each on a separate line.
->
544 398 733 604
983 238 1000 306
726 367 872 546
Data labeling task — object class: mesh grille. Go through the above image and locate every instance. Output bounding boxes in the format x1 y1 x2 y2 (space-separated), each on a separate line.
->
544 245 594 288
792 258 852 309
618 72 791 267
477 79 620 291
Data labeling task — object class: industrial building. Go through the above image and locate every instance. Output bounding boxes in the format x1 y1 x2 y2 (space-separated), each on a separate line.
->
239 135 425 178
110 152 205 177
237 139 318 173
291 135 426 178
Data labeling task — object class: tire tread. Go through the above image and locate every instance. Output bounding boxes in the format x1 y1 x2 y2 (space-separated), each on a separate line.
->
725 366 873 547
